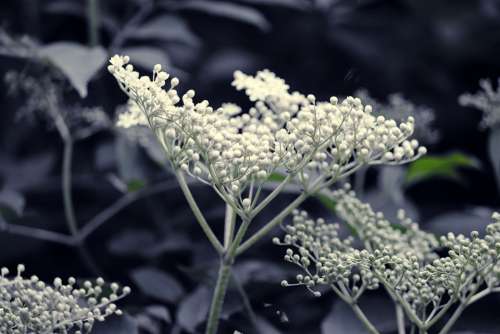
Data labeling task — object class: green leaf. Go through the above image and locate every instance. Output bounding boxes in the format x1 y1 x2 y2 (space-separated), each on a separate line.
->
127 179 146 192
405 152 480 185
267 172 287 182
38 42 107 98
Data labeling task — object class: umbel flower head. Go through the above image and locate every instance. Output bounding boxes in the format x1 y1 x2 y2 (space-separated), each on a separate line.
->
459 78 500 129
0 265 130 334
276 188 500 331
108 55 426 213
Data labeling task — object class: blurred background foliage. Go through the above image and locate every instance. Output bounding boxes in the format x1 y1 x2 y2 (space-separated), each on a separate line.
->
0 0 499 333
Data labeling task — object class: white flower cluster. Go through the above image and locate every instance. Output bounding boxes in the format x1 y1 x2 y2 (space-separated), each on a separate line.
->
109 55 425 211
356 89 439 145
276 190 500 331
459 78 500 129
0 265 130 334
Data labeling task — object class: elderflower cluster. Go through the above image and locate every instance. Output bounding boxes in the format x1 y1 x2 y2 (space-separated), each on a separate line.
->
276 190 500 329
459 78 500 129
0 265 130 334
275 186 436 298
356 89 439 145
109 55 425 211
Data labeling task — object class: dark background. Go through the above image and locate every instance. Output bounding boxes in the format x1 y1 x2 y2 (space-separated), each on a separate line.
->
0 0 499 333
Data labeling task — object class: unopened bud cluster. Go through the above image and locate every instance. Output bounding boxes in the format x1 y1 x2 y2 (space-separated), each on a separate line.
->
459 78 500 129
276 189 500 329
109 55 425 211
0 265 130 334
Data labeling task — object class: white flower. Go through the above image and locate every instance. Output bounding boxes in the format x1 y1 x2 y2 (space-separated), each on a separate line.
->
459 78 500 129
108 55 426 211
0 265 130 334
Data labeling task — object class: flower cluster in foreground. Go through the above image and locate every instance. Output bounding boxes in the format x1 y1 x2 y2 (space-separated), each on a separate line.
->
108 55 426 213
459 78 500 129
276 186 500 333
0 265 130 334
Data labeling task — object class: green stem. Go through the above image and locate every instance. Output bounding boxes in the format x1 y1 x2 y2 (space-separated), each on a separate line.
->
397 304 406 334
205 260 232 334
231 269 258 330
86 0 99 46
236 192 308 255
350 303 380 334
63 140 78 236
437 302 467 334
175 171 224 254
224 204 236 249
250 174 291 218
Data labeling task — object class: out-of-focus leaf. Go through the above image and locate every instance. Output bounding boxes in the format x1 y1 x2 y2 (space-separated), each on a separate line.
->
131 267 185 303
177 286 211 333
108 229 157 256
488 127 500 192
321 294 396 334
255 316 281 334
267 172 287 182
239 0 309 10
198 49 261 83
405 152 480 185
38 42 107 97
426 209 493 236
0 189 25 217
121 46 170 70
92 314 139 334
0 153 55 191
44 1 119 33
316 191 359 236
127 179 146 192
146 305 172 324
175 1 271 32
95 141 116 171
233 260 287 285
130 15 201 46
116 135 147 184
135 314 160 334
316 193 336 212
366 165 419 225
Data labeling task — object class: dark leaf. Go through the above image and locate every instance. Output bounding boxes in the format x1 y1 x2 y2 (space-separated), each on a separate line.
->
116 135 147 184
177 286 211 333
146 305 172 324
198 49 261 83
488 127 500 192
426 209 493 236
239 0 309 10
0 153 55 191
0 189 25 217
255 316 281 334
131 267 185 303
233 260 287 285
121 46 170 70
130 15 201 46
38 42 107 97
92 314 139 334
175 1 271 32
108 229 157 256
322 294 396 334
